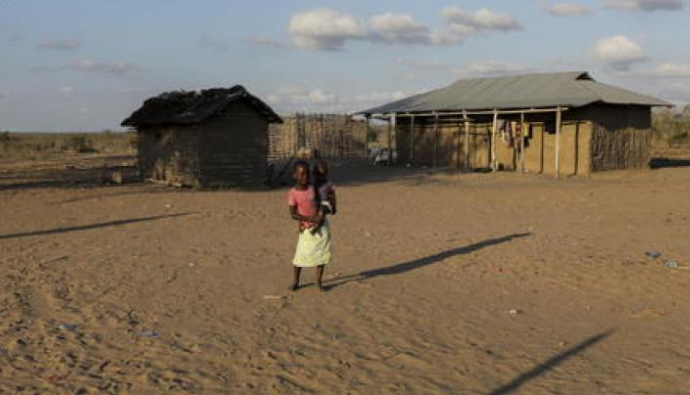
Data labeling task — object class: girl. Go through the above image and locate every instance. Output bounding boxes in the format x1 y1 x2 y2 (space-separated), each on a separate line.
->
287 161 331 291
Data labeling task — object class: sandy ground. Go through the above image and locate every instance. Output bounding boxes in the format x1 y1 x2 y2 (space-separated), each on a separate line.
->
1 157 690 394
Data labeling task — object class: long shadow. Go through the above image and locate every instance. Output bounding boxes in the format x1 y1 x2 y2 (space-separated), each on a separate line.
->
649 157 690 169
325 232 531 288
487 330 615 395
0 212 194 240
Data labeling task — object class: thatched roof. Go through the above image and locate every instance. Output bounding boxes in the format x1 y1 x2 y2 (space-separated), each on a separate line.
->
121 85 282 127
358 71 671 115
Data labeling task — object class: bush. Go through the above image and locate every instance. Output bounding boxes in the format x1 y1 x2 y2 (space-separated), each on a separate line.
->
652 109 690 148
64 135 99 153
0 131 10 141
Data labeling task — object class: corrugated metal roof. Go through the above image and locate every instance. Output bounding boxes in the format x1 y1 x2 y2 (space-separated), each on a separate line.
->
358 71 671 115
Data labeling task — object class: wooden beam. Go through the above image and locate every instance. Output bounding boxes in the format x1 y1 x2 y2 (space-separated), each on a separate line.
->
387 114 393 165
555 106 562 179
368 107 570 119
390 113 396 165
409 115 415 165
432 112 439 167
520 112 525 174
364 115 370 158
463 109 470 171
491 109 498 172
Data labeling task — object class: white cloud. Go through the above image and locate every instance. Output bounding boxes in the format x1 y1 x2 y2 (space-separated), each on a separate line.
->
355 91 408 103
441 6 522 33
247 36 288 50
196 35 229 52
268 87 340 111
398 58 531 78
287 7 521 51
634 63 690 78
544 2 592 16
592 35 647 71
454 61 533 78
288 9 367 51
397 58 453 70
69 60 142 77
369 13 432 45
37 39 81 50
604 0 684 11
58 85 76 94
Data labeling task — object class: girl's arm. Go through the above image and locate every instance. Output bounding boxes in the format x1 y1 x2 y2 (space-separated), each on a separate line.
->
289 205 322 223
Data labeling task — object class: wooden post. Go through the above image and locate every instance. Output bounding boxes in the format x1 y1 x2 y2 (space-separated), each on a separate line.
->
555 106 562 179
456 122 461 168
433 112 438 167
409 115 415 165
491 109 498 172
463 110 470 171
390 113 397 165
520 112 525 173
364 116 370 159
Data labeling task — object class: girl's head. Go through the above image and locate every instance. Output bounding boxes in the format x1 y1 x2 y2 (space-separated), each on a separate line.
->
292 160 310 187
314 160 329 180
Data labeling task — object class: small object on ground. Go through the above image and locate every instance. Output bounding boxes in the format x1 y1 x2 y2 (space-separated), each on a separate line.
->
630 307 666 318
645 251 661 259
507 309 521 315
188 262 195 268
135 330 160 339
263 295 288 300
165 204 172 209
663 260 678 268
58 323 76 331
45 374 69 382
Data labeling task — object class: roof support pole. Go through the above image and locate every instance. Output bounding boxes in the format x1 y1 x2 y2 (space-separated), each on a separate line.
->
520 112 526 174
491 109 498 172
433 111 439 167
387 114 392 165
409 115 415 165
364 115 370 159
389 113 396 165
456 122 461 168
555 106 562 179
463 110 470 171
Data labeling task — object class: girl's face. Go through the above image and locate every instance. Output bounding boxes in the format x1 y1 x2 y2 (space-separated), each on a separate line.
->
293 165 309 187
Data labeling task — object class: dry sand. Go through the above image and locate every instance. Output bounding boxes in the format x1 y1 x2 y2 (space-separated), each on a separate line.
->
1 158 690 394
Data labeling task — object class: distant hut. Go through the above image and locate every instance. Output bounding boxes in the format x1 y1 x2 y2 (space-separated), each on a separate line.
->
122 85 282 187
359 72 671 177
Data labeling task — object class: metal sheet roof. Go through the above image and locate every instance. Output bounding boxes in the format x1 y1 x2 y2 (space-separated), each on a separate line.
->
359 72 671 115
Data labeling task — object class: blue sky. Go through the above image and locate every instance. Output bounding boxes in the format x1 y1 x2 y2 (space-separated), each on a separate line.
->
1 0 689 131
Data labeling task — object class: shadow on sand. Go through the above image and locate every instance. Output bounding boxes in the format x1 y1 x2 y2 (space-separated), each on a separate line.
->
487 330 615 395
324 232 531 289
0 212 194 241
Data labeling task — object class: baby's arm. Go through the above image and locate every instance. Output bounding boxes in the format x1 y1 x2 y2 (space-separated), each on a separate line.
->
329 190 337 215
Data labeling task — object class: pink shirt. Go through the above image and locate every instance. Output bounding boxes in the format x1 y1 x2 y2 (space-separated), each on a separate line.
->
288 186 318 229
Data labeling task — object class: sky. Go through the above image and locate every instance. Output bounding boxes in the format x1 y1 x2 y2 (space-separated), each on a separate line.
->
1 0 689 131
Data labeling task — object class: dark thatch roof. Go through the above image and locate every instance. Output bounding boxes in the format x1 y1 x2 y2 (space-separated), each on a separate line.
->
121 85 282 127
358 71 671 115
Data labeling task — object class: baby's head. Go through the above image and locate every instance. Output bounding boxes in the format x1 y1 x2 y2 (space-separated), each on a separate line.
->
292 160 310 187
313 160 329 180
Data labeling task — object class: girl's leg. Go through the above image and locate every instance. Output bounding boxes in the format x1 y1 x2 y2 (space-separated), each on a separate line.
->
290 267 302 291
316 265 325 290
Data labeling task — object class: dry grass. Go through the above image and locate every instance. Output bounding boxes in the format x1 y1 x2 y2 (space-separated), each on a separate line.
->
0 131 136 162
